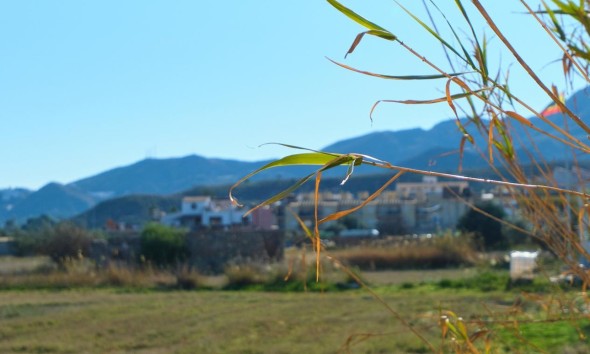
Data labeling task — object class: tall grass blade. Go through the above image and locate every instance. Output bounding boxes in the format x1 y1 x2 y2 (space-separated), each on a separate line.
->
542 1 567 40
327 57 467 80
326 0 392 34
396 1 467 64
454 0 488 79
425 0 478 70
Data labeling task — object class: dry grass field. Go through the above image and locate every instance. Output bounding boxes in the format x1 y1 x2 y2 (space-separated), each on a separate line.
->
0 285 587 354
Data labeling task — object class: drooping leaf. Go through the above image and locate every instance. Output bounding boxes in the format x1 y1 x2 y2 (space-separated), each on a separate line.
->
327 57 468 80
458 135 467 173
345 30 396 58
488 117 496 163
445 79 459 119
287 208 313 240
231 153 364 216
240 172 316 216
505 110 534 127
377 88 488 105
456 318 469 341
229 152 354 206
326 0 396 57
370 87 490 121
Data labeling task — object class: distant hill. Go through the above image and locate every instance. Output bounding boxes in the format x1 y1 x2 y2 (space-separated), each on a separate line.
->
4 87 590 225
323 122 461 166
72 194 181 229
68 155 279 197
1 183 96 223
0 188 31 221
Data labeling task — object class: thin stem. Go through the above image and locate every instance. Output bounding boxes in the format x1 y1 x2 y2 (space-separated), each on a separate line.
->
471 0 590 135
360 158 590 199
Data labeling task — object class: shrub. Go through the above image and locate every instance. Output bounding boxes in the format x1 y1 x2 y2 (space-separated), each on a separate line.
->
175 267 205 290
140 223 187 267
223 262 340 292
41 222 93 269
223 264 268 290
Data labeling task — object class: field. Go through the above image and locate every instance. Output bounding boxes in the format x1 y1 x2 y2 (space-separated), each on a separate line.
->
0 276 588 353
0 289 510 353
0 255 588 353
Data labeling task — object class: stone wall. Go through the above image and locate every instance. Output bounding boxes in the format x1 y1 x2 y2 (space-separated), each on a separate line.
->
0 237 15 256
89 233 141 269
187 230 284 273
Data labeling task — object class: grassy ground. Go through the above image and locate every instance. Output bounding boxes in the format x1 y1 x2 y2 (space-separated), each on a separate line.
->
0 256 588 353
0 287 587 354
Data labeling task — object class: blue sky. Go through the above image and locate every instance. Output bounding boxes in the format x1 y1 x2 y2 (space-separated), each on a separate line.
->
0 1 584 190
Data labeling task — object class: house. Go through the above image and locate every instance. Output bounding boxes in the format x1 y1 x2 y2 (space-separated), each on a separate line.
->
161 196 251 230
396 176 469 201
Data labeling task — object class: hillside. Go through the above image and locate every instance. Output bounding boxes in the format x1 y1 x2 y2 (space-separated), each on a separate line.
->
68 155 277 197
4 87 590 225
72 194 181 230
2 183 96 223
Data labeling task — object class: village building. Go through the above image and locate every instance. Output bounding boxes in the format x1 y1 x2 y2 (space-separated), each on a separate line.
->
160 196 277 231
161 196 250 230
283 176 472 236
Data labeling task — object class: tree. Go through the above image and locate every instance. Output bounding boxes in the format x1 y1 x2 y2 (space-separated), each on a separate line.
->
457 202 506 250
140 223 187 267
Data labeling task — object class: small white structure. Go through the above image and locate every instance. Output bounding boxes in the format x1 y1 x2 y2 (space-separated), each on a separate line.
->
510 251 538 281
162 196 250 230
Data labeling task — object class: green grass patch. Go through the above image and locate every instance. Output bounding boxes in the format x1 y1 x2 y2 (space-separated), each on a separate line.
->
434 270 562 293
495 319 590 352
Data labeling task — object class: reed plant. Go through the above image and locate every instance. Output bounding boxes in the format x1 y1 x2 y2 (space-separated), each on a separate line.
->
230 1 590 352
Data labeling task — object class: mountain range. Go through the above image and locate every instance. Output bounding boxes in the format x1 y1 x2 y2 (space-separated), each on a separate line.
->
3 87 590 225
